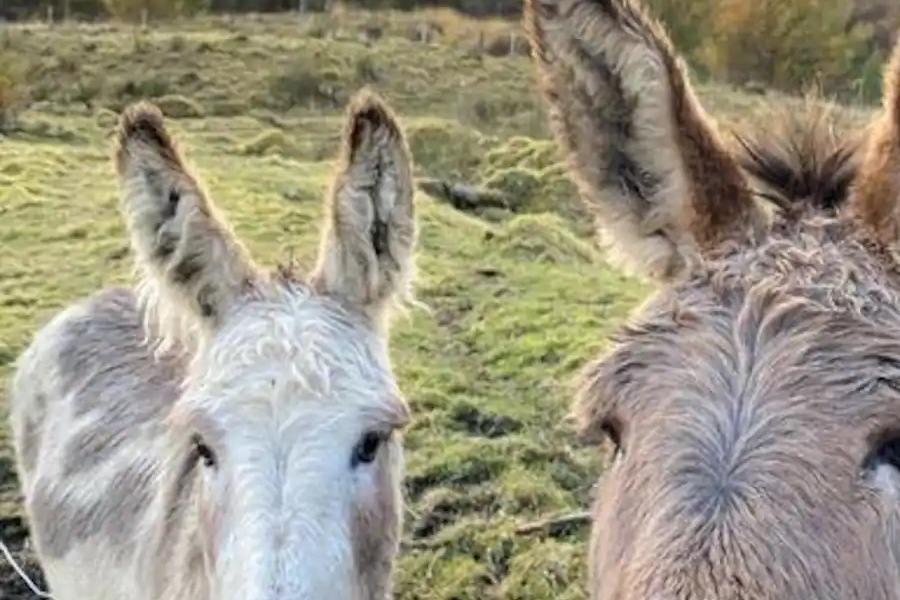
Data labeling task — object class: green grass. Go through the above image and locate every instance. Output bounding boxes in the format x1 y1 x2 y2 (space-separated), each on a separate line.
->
0 9 877 598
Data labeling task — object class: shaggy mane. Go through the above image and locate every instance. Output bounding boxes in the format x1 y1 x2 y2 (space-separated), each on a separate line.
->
734 102 860 215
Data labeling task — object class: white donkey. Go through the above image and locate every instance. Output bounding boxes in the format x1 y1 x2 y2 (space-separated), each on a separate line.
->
9 90 416 600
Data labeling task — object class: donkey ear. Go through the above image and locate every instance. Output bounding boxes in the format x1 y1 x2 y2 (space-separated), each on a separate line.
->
312 91 415 320
850 42 900 246
115 103 257 329
525 0 760 279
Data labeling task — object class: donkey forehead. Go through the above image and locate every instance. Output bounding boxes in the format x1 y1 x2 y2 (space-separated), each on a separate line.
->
190 284 406 417
582 229 900 435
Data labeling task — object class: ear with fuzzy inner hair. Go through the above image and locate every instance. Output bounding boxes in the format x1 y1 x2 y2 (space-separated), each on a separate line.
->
851 41 900 246
525 0 761 280
115 102 258 342
312 91 415 323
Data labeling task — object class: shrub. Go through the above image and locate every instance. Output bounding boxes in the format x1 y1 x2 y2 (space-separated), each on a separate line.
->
646 0 715 60
103 0 210 21
0 51 25 132
701 0 872 96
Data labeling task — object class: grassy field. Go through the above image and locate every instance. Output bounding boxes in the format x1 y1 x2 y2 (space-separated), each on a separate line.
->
0 10 878 598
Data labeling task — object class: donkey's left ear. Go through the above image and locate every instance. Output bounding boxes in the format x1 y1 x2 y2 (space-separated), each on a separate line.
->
851 41 900 246
312 91 415 320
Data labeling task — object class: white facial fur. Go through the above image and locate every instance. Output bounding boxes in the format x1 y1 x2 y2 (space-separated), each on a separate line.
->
174 283 408 600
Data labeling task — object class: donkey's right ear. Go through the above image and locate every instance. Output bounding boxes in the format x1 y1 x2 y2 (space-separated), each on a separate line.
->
525 0 761 280
115 103 257 329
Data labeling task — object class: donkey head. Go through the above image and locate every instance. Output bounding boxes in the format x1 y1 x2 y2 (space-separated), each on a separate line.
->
528 0 900 598
115 91 414 600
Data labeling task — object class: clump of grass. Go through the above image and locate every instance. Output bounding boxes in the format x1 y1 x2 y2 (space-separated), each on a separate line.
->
0 51 25 132
407 119 491 180
458 93 538 131
354 54 380 83
485 31 516 57
499 539 586 599
480 137 591 233
239 129 298 157
94 107 119 130
481 137 562 175
154 94 205 118
493 214 598 265
115 74 171 100
168 34 189 53
269 55 345 109
498 466 570 513
482 167 543 212
16 116 82 142
70 75 103 105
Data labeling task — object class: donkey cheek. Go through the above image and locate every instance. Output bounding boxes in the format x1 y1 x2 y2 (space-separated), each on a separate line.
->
350 472 401 597
350 508 396 597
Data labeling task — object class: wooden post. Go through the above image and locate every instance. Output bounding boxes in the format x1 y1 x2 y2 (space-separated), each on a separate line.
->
46 4 53 25
141 7 148 30
63 0 70 22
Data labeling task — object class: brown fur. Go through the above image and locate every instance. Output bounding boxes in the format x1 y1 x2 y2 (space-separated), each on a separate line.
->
525 0 760 279
851 42 900 246
576 217 900 598
736 101 859 215
527 1 900 598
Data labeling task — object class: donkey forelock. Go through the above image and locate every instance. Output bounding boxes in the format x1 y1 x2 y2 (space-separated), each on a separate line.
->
527 0 900 598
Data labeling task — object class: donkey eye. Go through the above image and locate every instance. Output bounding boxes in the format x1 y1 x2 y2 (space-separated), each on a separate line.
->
869 435 900 472
601 420 623 458
192 434 217 469
352 431 384 467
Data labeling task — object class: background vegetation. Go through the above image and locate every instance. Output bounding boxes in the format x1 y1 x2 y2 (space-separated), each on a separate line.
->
3 0 898 99
0 3 881 599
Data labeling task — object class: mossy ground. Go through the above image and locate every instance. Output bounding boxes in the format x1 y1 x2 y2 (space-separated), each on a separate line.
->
0 10 876 598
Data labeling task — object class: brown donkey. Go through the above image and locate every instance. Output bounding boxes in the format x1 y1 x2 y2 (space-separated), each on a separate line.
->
526 0 900 598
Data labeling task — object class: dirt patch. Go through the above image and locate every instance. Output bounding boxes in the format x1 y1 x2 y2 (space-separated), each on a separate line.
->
0 516 45 599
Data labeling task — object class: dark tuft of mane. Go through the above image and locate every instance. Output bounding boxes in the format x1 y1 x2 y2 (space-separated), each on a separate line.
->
734 103 860 214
